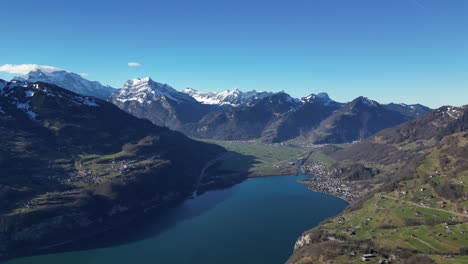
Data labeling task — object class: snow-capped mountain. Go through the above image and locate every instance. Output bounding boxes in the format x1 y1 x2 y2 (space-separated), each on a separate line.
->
22 69 116 100
0 78 102 122
354 96 379 107
111 77 210 130
183 87 274 106
300 92 340 106
114 77 198 104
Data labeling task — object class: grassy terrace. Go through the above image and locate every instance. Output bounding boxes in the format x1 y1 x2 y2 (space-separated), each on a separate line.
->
199 139 310 177
290 133 468 264
304 151 335 165
314 177 468 263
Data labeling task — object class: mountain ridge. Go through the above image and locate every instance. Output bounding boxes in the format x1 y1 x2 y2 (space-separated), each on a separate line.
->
21 69 116 100
110 77 211 130
183 87 274 106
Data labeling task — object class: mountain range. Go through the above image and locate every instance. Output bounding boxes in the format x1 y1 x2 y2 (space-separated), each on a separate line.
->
183 87 274 106
13 69 432 144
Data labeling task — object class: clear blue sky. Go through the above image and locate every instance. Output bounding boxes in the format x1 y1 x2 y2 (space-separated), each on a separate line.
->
1 0 467 108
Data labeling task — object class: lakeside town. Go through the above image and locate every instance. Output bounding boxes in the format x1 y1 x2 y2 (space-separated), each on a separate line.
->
299 162 359 202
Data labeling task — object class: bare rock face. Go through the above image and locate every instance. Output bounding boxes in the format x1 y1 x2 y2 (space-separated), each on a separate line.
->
294 234 311 250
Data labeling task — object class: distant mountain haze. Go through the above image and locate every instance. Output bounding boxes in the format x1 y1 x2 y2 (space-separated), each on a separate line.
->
21 69 117 100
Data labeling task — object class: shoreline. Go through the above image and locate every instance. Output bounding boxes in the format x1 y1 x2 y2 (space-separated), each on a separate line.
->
246 165 356 203
4 169 347 264
302 183 353 203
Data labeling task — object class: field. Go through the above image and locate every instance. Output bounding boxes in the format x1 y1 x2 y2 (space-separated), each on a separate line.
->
200 139 310 177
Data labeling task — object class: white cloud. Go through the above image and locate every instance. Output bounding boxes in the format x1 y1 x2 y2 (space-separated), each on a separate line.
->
128 62 141 67
79 73 89 77
0 64 62 74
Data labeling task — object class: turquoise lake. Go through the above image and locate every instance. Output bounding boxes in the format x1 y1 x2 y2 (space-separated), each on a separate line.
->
6 173 348 264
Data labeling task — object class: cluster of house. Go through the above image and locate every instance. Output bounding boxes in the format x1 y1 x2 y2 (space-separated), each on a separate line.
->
302 162 327 175
67 159 137 184
302 174 357 202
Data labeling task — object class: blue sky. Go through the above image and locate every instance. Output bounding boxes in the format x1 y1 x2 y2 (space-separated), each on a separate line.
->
1 0 467 108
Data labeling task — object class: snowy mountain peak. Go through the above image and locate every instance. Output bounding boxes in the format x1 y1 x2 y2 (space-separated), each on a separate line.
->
316 92 330 100
230 88 241 94
184 87 197 93
355 96 379 107
436 106 464 120
301 92 335 106
124 77 154 87
183 88 274 106
21 69 116 100
115 77 195 104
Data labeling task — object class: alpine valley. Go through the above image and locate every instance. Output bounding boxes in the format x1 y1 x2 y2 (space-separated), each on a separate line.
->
1 69 466 264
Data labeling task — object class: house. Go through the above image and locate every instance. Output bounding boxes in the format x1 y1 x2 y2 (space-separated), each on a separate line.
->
361 254 376 261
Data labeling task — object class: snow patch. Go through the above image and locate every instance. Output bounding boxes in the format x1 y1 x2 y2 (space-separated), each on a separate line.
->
15 100 37 120
436 106 463 119
26 110 37 120
82 98 99 107
16 102 30 111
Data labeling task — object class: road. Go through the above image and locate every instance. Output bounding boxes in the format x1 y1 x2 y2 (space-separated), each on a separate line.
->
193 153 229 194
382 195 468 219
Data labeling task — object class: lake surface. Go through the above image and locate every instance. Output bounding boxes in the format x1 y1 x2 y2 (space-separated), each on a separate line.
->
7 172 347 264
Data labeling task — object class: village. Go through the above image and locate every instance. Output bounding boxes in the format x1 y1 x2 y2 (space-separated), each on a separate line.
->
299 162 359 202
67 159 138 184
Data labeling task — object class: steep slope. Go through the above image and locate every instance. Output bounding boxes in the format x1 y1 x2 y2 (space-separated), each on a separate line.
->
288 105 468 264
111 77 211 131
181 92 427 144
185 92 301 140
0 79 244 261
261 93 342 143
308 96 411 143
22 69 116 100
183 87 274 106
